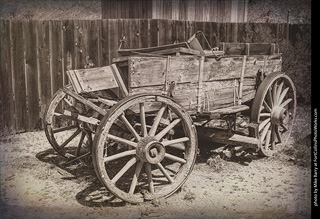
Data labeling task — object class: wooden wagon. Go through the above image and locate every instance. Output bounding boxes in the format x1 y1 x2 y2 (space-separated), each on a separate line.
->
44 32 296 203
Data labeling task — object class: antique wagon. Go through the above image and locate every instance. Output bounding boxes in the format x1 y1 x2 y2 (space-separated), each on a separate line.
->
44 32 296 203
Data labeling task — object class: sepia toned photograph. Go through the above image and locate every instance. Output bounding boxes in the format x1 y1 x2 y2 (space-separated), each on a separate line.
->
0 0 313 218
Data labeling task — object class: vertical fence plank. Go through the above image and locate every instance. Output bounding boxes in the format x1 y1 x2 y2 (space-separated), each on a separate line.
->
172 20 186 43
139 19 149 48
62 20 75 83
101 19 109 66
50 20 64 93
158 19 173 46
109 19 119 63
0 20 14 132
37 20 52 119
129 19 140 49
11 21 27 132
23 20 40 131
149 19 159 47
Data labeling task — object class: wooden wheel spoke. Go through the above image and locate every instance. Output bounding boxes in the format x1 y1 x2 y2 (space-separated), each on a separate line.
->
156 163 174 183
164 153 187 164
272 82 278 106
259 118 270 132
155 119 181 141
149 104 167 136
275 125 283 143
139 103 148 137
276 82 284 104
107 134 138 148
260 113 271 118
120 114 141 141
278 87 289 105
52 125 78 134
129 161 144 194
260 122 271 143
267 89 274 108
279 98 292 108
145 163 154 194
281 124 288 132
104 150 136 163
75 132 86 156
263 100 272 112
264 129 272 150
271 125 276 150
59 128 81 149
162 137 189 150
111 157 137 184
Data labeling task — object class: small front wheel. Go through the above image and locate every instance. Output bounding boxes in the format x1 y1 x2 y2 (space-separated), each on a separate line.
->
92 94 198 203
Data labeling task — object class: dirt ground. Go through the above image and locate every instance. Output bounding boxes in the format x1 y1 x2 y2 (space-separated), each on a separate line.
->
0 105 312 219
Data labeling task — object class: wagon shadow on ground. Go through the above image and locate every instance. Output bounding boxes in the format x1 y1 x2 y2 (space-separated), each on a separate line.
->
197 139 264 167
36 148 126 207
35 140 263 207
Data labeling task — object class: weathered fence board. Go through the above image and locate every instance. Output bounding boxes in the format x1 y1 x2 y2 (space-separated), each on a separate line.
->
0 19 309 133
24 20 40 131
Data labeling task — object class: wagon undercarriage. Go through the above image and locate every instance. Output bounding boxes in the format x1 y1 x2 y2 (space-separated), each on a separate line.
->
43 32 296 203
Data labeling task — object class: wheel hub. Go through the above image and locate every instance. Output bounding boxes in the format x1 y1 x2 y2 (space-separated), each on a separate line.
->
136 136 165 164
271 105 287 125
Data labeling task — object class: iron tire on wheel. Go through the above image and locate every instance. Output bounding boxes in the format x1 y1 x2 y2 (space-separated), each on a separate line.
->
92 93 198 203
251 72 296 157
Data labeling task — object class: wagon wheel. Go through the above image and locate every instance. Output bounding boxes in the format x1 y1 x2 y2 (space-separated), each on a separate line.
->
44 85 112 160
92 93 197 203
251 73 296 157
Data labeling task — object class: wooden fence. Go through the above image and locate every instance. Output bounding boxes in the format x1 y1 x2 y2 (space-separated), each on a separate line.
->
0 19 307 133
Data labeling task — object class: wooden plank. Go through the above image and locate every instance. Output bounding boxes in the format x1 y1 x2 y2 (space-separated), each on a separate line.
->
117 42 188 56
219 43 277 55
158 19 173 46
67 66 118 93
0 20 14 131
149 19 159 47
74 20 85 69
231 0 239 22
186 0 195 21
139 19 149 48
62 20 75 83
197 127 260 149
129 19 140 49
141 0 152 19
11 21 27 132
162 0 172 20
179 0 187 21
23 20 40 131
172 0 180 20
86 20 101 68
111 64 129 97
101 19 109 66
172 20 186 43
37 20 52 121
108 19 119 64
128 57 166 88
50 20 63 94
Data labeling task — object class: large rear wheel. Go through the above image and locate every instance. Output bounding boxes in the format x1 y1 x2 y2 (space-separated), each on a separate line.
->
251 73 296 156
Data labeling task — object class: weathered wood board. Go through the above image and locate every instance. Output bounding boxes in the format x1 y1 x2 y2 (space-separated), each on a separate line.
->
66 66 118 93
125 53 281 114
